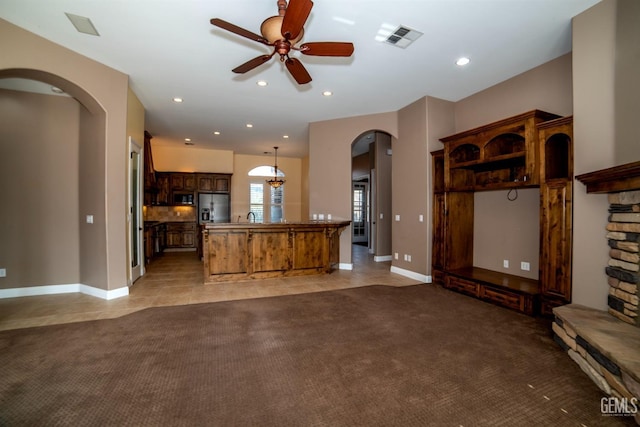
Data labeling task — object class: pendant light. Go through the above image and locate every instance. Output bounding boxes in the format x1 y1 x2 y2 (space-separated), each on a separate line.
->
266 146 285 188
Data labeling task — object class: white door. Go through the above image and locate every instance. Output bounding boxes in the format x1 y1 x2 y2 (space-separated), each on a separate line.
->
129 138 143 283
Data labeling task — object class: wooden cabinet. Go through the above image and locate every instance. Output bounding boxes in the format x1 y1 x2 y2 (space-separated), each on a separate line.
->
143 131 157 206
165 222 197 249
537 116 573 315
441 110 560 191
203 222 349 282
198 174 231 193
432 110 572 316
149 172 231 205
155 172 170 205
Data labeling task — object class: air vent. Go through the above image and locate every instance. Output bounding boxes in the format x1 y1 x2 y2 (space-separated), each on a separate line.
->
65 13 100 36
377 25 423 49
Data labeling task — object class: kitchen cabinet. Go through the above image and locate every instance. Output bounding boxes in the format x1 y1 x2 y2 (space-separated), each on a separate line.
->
165 222 197 249
148 172 231 205
197 173 231 193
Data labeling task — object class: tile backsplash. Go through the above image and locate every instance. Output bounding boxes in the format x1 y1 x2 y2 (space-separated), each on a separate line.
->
144 206 196 222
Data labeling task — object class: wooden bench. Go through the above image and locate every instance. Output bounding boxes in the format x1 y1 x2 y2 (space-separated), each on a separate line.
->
444 267 541 316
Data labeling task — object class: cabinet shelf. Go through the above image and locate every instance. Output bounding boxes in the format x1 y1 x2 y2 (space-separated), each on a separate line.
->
450 151 526 170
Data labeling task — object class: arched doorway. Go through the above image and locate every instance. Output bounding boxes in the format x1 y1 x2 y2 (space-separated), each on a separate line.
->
351 130 392 264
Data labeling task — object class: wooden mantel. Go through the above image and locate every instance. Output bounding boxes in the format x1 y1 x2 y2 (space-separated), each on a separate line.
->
575 161 640 193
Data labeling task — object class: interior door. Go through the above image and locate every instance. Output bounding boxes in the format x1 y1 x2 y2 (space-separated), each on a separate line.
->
129 138 143 283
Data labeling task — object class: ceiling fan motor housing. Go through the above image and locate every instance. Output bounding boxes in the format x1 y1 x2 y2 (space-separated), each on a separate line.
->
260 15 304 45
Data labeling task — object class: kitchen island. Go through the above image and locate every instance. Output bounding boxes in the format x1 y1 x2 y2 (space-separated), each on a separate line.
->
202 221 350 283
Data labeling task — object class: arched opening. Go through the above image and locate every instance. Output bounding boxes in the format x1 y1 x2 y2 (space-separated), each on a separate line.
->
351 130 392 265
0 70 109 293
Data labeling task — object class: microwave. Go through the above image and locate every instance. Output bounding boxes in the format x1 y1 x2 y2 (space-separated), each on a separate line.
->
173 192 194 205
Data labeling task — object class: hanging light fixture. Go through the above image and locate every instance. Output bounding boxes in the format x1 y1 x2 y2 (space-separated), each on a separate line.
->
266 146 285 188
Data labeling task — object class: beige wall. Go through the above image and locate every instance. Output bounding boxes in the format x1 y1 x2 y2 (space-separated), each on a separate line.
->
0 89 81 287
1 18 136 292
232 154 303 223
454 54 574 131
152 145 234 173
572 0 640 309
309 112 398 265
473 189 540 280
373 132 392 257
394 98 429 274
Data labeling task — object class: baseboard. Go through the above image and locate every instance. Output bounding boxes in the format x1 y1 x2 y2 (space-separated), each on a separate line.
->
374 255 393 262
389 266 429 282
163 248 197 253
0 283 129 300
339 263 353 271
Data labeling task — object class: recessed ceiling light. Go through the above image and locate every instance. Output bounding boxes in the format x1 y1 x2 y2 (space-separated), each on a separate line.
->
322 91 333 97
283 135 289 139
256 80 268 87
246 124 253 128
213 131 221 135
456 57 470 66
173 97 183 103
185 138 191 142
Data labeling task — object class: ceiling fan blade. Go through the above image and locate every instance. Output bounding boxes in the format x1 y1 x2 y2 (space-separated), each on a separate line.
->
210 18 269 45
281 0 313 41
232 55 273 74
300 42 354 57
285 58 312 84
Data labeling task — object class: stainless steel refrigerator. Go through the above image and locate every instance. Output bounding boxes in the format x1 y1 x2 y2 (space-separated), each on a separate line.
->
198 193 230 224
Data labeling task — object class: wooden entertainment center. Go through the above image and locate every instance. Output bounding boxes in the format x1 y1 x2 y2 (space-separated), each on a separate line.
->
432 110 574 316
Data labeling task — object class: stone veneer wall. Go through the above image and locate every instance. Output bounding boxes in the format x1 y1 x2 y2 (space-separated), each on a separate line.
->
606 190 640 326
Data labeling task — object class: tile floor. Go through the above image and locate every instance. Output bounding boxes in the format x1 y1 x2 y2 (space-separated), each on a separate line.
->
0 244 422 331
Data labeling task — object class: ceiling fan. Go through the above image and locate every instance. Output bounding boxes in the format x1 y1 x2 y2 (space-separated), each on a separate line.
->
210 0 354 84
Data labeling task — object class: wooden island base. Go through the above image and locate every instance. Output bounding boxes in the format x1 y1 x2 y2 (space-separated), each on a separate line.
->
202 221 350 283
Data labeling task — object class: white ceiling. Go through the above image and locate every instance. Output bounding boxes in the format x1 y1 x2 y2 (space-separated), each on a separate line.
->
0 0 600 158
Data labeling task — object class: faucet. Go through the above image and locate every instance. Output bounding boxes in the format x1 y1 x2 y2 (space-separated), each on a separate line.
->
247 212 256 223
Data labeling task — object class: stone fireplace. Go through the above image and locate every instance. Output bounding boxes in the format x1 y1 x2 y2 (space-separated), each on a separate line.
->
606 190 640 326
552 161 640 423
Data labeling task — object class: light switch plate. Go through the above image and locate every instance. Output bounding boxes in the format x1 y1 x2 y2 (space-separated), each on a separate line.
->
86 215 94 224
521 262 530 271
0 268 6 277
395 215 400 221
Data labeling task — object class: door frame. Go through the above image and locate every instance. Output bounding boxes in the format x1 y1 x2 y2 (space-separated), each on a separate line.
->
128 137 144 283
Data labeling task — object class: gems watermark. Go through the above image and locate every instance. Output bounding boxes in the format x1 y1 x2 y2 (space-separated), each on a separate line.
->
600 397 638 417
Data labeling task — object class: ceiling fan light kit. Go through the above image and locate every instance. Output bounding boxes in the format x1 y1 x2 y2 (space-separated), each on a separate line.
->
211 0 354 85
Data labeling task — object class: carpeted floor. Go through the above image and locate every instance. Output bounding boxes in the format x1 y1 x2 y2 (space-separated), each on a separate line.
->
0 285 634 426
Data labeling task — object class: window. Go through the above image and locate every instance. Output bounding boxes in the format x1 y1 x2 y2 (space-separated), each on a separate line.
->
248 166 285 223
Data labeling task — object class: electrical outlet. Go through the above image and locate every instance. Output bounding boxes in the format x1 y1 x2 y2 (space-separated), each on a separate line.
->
503 260 509 268
0 268 6 278
521 262 530 271
380 213 384 219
